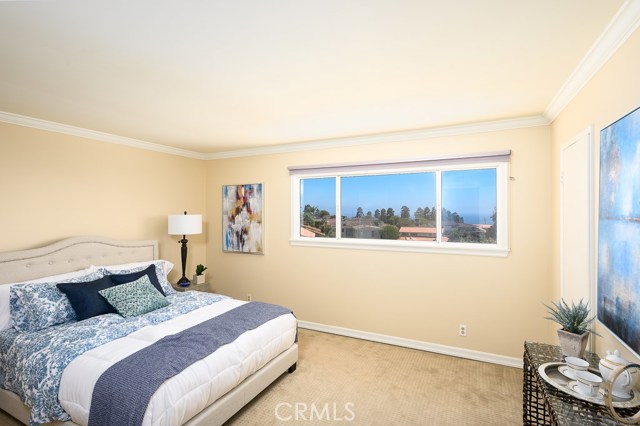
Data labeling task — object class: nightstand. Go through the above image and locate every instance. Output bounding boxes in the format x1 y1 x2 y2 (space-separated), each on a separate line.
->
172 281 213 293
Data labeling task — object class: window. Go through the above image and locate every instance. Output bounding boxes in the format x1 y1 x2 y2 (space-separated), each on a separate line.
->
300 177 336 238
441 169 497 244
341 173 436 240
290 151 509 256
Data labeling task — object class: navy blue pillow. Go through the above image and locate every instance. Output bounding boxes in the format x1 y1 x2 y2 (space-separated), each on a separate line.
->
107 264 166 296
57 276 117 321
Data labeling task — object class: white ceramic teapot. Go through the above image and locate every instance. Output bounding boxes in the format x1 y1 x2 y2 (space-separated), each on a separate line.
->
598 349 640 398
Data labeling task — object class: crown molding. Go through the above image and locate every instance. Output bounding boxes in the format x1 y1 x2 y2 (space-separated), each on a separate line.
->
544 0 640 122
204 115 549 160
1 109 548 160
0 111 207 160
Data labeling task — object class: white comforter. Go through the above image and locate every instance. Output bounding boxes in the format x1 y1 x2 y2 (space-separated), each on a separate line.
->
58 299 297 426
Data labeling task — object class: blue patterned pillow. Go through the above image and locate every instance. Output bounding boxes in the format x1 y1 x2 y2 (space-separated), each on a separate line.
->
99 275 170 318
10 269 105 332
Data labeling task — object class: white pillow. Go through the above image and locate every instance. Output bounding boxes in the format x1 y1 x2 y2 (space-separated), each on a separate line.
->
100 260 173 277
0 266 100 332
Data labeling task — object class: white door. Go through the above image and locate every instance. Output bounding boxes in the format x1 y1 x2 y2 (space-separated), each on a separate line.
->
560 128 594 316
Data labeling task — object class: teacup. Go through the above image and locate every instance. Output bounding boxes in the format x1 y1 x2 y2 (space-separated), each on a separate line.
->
575 370 603 397
566 356 590 372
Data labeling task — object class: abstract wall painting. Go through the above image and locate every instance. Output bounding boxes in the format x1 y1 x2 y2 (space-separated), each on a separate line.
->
222 183 264 254
597 106 640 355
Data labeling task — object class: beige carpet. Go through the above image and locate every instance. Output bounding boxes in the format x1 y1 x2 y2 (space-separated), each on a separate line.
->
226 329 522 425
0 329 522 426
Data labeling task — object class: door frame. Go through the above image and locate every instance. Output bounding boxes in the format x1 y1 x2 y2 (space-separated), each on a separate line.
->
559 126 595 350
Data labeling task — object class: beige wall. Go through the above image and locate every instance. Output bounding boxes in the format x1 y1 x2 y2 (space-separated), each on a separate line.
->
207 126 554 359
0 104 556 361
551 28 640 361
0 122 207 284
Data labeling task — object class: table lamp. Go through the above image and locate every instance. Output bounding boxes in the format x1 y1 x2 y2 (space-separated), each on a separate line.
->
168 211 202 286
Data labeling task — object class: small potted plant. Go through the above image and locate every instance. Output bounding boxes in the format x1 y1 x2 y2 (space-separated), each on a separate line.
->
544 298 599 358
193 264 208 285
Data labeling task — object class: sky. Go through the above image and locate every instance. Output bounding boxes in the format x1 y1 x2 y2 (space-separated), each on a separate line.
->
301 169 497 224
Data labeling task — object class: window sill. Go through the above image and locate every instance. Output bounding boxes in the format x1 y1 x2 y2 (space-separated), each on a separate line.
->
289 239 510 257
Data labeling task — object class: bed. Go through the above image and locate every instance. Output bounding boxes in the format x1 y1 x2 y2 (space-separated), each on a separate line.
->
0 236 298 426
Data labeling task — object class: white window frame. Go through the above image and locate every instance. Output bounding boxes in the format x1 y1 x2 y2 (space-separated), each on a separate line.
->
290 151 510 257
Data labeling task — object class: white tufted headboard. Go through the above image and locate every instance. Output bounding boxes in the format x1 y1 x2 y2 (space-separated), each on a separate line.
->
0 236 158 285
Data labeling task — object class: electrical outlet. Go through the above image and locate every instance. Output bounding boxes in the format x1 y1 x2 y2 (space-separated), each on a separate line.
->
458 324 467 337
247 293 252 301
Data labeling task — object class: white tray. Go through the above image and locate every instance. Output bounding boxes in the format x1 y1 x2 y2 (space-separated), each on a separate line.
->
538 362 640 408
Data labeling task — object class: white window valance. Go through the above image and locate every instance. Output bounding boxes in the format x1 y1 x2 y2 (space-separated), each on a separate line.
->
288 150 511 176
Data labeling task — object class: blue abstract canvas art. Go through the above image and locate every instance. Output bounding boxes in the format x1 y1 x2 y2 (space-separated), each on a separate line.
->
597 106 640 355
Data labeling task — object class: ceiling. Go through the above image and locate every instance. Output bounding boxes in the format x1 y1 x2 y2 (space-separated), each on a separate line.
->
0 1 631 155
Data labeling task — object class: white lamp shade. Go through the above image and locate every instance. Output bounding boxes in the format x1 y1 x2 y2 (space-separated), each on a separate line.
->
168 214 202 235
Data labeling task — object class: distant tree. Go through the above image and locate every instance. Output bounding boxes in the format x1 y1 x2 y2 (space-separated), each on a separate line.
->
316 219 332 236
447 227 483 243
380 208 387 222
442 208 453 222
386 207 395 217
303 212 315 227
424 206 436 221
302 204 334 237
414 207 424 219
400 205 410 219
442 208 464 224
374 209 381 218
303 204 318 215
486 207 497 241
302 204 319 227
397 218 414 227
356 207 364 218
380 225 400 240
366 211 372 218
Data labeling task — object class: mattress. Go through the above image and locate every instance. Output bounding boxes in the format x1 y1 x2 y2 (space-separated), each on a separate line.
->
59 298 297 426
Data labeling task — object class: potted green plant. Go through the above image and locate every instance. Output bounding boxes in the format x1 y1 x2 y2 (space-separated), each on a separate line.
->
544 299 599 358
193 264 208 285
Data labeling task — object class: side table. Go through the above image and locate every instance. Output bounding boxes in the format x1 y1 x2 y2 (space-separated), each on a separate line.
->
171 281 213 293
523 342 637 425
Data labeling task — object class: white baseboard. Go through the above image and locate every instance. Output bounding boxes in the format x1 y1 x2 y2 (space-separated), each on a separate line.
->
297 320 523 369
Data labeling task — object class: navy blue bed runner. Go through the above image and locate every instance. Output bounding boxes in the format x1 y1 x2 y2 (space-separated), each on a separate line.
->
88 301 294 426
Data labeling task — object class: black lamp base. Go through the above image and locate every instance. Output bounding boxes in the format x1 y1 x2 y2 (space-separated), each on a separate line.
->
177 232 191 287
